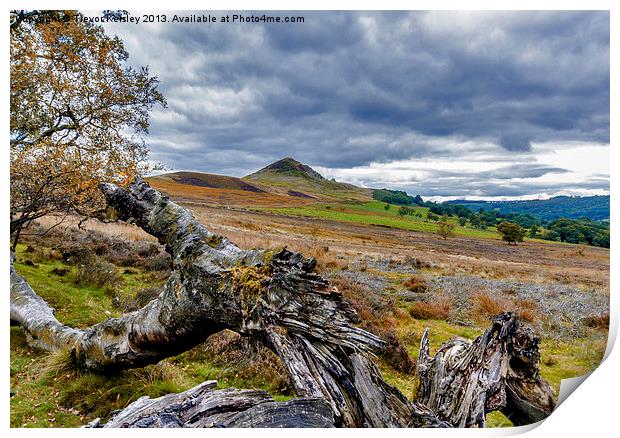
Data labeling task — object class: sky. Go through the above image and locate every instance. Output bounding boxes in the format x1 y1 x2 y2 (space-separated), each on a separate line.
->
103 10 610 200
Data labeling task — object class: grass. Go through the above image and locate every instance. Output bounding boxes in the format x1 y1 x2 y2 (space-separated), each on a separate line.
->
539 336 607 391
11 244 167 325
255 201 504 239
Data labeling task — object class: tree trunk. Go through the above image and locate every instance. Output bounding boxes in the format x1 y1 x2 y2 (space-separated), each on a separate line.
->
415 312 555 427
85 380 335 428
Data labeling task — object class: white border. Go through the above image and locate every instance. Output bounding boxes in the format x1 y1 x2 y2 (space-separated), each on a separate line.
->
3 1 617 436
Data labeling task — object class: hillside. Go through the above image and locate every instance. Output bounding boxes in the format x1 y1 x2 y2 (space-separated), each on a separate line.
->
155 171 265 192
247 157 326 181
147 158 371 206
243 157 371 202
447 195 610 222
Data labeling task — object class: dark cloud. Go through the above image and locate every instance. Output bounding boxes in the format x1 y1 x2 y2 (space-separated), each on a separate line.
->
500 135 533 152
102 10 609 197
427 164 568 180
394 175 610 199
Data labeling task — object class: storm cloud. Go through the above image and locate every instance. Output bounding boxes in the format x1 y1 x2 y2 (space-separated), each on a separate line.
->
103 10 610 198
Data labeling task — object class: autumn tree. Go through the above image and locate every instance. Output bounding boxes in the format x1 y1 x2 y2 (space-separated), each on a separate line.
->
10 10 166 249
436 215 456 240
497 221 526 245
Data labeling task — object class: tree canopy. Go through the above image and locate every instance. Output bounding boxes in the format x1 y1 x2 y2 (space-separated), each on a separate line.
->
10 10 167 247
436 216 456 240
497 222 526 245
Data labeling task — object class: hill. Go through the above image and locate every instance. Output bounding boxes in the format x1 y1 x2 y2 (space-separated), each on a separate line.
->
447 195 610 222
243 157 371 202
247 157 326 181
156 171 265 192
147 158 371 205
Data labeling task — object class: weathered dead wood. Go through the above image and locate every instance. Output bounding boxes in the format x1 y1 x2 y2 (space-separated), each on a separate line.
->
86 380 335 428
10 177 447 427
416 312 555 427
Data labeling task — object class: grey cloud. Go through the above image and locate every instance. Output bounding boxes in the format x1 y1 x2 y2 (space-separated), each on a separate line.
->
102 10 609 197
500 135 532 152
486 164 568 179
393 176 610 198
427 164 569 180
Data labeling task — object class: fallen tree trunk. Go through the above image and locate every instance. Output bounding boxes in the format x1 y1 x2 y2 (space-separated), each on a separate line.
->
10 177 445 427
416 312 555 427
85 380 335 428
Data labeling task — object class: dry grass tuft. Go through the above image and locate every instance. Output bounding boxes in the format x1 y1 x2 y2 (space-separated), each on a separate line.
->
409 299 452 320
40 349 78 380
471 293 539 324
470 293 506 323
403 275 428 293
513 298 538 323
195 330 293 394
582 312 609 329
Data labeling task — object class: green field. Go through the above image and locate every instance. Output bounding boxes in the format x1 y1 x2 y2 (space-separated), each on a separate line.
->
255 200 503 239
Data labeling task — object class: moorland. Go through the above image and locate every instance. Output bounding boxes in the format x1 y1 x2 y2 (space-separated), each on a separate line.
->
11 158 609 427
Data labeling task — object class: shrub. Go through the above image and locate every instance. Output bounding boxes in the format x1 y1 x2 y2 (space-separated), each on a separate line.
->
136 242 162 258
136 252 172 272
74 255 122 292
61 245 95 265
398 206 411 217
403 255 431 269
409 299 452 320
471 293 505 322
403 275 427 293
50 267 70 277
582 313 609 329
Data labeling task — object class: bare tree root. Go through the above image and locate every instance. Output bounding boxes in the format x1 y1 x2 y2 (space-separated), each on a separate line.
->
416 313 555 427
